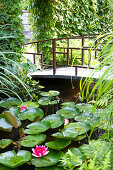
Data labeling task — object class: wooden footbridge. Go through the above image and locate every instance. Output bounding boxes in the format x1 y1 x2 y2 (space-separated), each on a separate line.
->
24 34 107 79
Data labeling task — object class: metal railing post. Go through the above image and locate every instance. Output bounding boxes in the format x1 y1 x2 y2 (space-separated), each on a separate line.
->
95 40 97 58
37 42 39 53
52 39 56 75
82 37 84 65
67 39 69 65
33 54 35 64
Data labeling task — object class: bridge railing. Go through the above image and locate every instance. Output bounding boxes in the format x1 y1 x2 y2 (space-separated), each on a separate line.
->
24 34 106 76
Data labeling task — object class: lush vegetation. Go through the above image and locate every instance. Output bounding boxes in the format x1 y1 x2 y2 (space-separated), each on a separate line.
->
0 0 113 169
0 0 25 61
24 0 112 66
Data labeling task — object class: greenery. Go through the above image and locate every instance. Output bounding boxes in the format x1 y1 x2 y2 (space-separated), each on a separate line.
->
0 0 25 61
24 0 112 66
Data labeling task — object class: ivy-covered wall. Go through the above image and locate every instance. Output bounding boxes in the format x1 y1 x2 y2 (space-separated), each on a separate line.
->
0 0 25 61
26 0 112 41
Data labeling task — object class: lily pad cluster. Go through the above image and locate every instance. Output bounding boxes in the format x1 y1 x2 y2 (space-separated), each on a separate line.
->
0 96 107 169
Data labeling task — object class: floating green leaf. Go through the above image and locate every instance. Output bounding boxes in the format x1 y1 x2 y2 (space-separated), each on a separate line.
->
61 102 75 108
40 91 60 97
21 134 46 147
65 122 91 135
0 98 22 108
19 107 44 121
18 102 39 108
25 121 51 134
72 134 86 141
0 115 12 132
42 114 64 129
49 100 58 105
0 150 31 168
46 138 71 150
8 107 20 116
0 139 12 149
35 166 64 170
4 111 21 128
40 92 50 97
0 164 17 170
48 90 60 96
38 96 52 105
52 129 78 139
56 106 80 119
31 150 63 167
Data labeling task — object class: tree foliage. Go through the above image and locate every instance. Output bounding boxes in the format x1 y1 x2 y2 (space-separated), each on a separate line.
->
26 0 112 41
0 0 25 61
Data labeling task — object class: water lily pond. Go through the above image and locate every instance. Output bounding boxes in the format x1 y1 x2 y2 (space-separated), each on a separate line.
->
0 91 111 170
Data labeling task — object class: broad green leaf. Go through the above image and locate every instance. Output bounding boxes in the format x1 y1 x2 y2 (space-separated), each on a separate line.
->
52 129 78 139
49 100 58 105
21 134 46 147
0 139 12 149
65 122 91 135
40 91 60 97
61 102 75 108
75 112 92 122
48 90 60 96
42 114 64 129
25 121 51 134
56 106 80 119
35 166 64 170
4 111 21 128
0 115 12 132
18 102 39 108
38 96 52 105
72 134 86 141
31 150 63 167
40 92 50 97
8 107 20 116
19 107 44 121
0 164 17 170
0 98 22 108
0 150 31 168
45 139 71 150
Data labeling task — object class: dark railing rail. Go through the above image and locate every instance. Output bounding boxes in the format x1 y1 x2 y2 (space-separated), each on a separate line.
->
24 34 108 76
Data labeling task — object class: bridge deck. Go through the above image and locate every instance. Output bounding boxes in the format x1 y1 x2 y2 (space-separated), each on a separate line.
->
31 66 107 79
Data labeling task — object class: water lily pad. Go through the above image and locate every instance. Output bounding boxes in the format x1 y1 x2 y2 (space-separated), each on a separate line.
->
52 129 78 139
61 102 75 108
8 107 20 116
75 112 92 122
46 139 71 150
48 90 60 96
31 149 63 167
0 114 12 132
40 92 50 97
0 139 12 149
4 111 21 128
38 96 52 105
72 133 86 141
42 114 64 129
0 164 17 170
18 102 39 108
21 134 46 147
56 106 80 119
49 100 58 105
25 121 51 134
19 107 44 121
65 122 91 135
35 166 64 170
0 98 22 108
0 150 31 168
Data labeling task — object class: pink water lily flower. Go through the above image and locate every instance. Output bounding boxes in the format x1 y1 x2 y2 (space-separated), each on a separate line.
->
32 145 49 158
20 106 28 112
